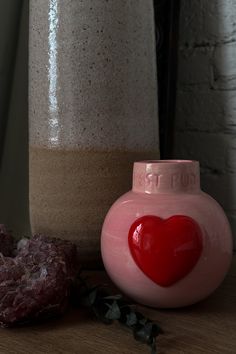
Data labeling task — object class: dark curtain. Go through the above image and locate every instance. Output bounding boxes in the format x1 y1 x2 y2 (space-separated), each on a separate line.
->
154 0 180 158
0 0 29 236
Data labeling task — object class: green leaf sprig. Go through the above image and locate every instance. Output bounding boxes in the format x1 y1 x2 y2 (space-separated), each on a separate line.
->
73 275 163 354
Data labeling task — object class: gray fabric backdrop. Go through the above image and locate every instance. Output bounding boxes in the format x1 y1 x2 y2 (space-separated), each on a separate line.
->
0 0 29 236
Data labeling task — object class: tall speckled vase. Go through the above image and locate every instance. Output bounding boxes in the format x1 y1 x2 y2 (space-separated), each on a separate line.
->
29 0 159 266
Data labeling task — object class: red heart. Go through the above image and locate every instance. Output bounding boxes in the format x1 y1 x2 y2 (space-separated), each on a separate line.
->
128 215 203 287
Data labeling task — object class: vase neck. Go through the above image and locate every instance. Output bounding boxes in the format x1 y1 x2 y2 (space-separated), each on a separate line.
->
132 160 201 194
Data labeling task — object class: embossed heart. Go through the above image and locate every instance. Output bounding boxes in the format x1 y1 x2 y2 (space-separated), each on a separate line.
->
128 215 203 287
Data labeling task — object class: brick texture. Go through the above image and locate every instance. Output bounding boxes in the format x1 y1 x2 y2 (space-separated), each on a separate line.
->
174 0 236 247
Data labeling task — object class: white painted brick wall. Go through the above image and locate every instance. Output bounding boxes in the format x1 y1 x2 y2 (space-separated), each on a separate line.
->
174 0 236 247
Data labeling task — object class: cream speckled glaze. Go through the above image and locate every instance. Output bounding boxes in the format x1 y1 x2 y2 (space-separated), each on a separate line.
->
29 0 159 150
29 0 159 265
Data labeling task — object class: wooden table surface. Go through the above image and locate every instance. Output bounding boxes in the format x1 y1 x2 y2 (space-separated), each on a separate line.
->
0 256 235 354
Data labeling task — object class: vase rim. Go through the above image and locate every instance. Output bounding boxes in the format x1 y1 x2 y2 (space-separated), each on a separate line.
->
132 159 200 194
136 159 198 165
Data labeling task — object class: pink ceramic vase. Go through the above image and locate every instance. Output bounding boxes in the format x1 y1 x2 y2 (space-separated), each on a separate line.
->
101 160 233 308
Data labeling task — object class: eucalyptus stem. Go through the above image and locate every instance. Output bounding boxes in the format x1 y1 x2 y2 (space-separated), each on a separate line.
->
74 274 163 354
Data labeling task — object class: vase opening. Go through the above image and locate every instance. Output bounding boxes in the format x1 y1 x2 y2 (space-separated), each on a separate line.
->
140 160 197 164
133 160 200 194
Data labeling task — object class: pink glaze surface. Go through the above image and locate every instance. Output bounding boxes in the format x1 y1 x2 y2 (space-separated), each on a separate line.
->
101 160 233 308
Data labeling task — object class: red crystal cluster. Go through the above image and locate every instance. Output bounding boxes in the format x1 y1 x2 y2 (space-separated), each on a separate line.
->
0 225 78 327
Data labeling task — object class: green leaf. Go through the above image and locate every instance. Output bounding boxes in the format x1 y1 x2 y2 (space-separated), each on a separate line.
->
134 322 153 344
150 338 157 354
126 311 138 327
92 304 113 325
105 301 121 320
139 318 148 326
88 288 98 305
103 295 123 301
117 305 131 325
135 311 146 322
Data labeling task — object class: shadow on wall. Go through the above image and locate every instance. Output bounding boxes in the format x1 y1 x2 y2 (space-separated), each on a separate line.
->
0 0 30 237
173 0 236 248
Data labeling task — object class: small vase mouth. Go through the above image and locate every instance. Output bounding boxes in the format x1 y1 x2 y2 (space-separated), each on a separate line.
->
132 160 200 194
139 159 198 165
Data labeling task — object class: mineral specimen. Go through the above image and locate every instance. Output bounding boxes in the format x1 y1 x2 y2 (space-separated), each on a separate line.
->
0 230 78 327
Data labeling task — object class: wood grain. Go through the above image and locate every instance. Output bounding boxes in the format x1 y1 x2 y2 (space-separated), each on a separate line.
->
0 257 235 354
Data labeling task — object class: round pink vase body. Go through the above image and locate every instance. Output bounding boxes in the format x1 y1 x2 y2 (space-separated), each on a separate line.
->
101 160 233 308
